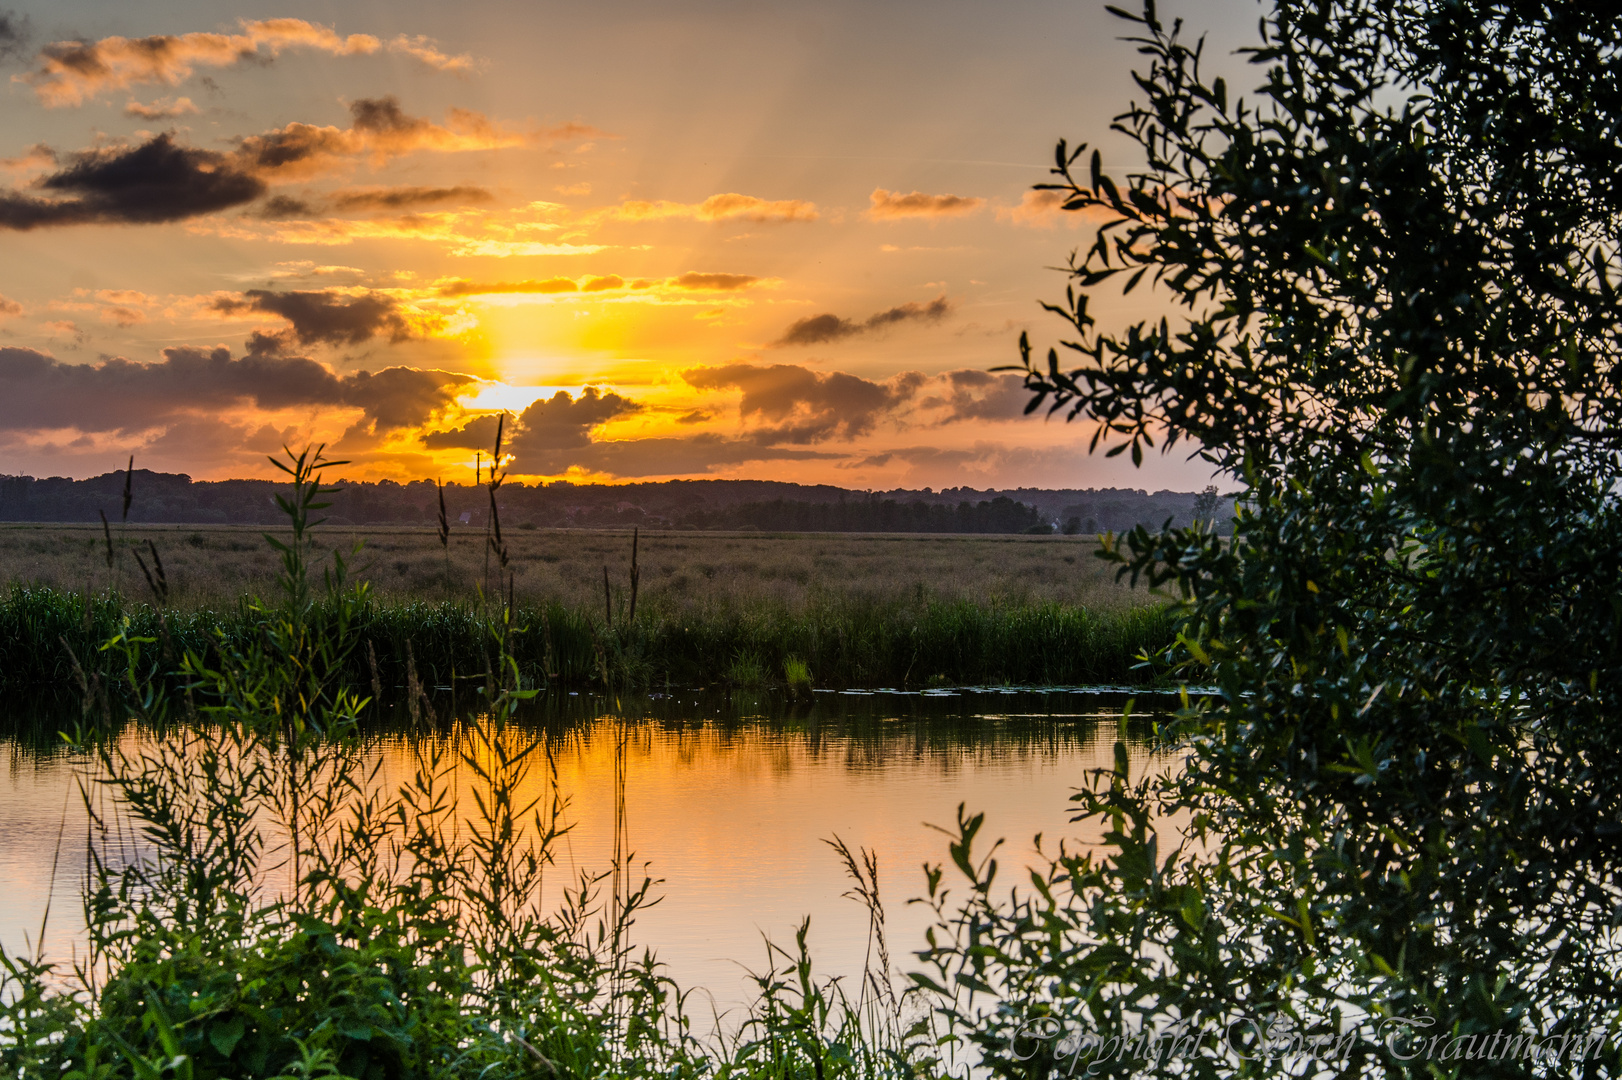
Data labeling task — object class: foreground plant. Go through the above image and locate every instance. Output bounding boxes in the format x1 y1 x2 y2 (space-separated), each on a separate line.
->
0 446 931 1080
923 0 1622 1075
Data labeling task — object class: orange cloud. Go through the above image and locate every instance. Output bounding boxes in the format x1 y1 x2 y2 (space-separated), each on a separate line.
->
233 97 540 180
866 188 985 220
0 294 22 318
0 144 57 174
19 19 385 107
123 96 198 120
384 34 477 74
598 193 819 224
436 271 766 298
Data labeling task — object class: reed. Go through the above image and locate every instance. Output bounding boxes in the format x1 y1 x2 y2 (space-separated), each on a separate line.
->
0 445 947 1080
0 585 1178 694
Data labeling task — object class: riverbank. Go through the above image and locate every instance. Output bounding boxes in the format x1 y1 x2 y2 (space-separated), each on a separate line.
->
0 585 1176 692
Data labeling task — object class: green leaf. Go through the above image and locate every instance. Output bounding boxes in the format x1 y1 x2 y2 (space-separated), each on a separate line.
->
209 1016 245 1058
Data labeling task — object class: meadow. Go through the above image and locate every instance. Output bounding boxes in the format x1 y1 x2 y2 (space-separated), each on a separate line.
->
0 523 1140 612
0 524 1172 693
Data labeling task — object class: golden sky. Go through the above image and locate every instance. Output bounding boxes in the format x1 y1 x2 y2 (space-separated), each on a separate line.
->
0 0 1249 489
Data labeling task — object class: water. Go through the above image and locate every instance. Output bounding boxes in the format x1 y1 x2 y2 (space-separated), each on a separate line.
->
0 688 1171 1012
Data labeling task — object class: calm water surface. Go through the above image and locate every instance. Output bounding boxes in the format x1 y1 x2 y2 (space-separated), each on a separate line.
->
0 688 1169 1010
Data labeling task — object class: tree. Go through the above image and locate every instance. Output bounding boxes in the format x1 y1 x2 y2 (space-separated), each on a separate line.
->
920 1 1622 1074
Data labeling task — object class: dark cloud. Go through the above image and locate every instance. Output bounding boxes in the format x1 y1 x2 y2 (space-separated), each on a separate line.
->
214 289 413 346
774 295 950 346
0 9 30 63
682 362 922 444
921 370 1031 422
503 387 637 471
0 345 472 435
256 194 319 219
243 328 296 357
350 96 419 134
0 134 266 230
422 413 504 451
330 184 492 211
342 367 471 430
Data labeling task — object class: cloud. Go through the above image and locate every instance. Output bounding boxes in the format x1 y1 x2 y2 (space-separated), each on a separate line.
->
383 34 476 74
421 412 503 450
996 188 1099 228
0 344 472 434
192 211 608 256
774 295 951 346
438 276 581 297
0 143 55 174
41 320 86 344
682 362 923 444
19 19 384 107
670 271 758 290
512 387 639 448
123 96 197 119
256 194 319 219
232 97 542 180
918 369 1031 422
16 20 481 107
212 288 421 346
100 305 146 327
597 193 818 224
866 188 985 220
0 293 22 318
465 386 837 477
0 134 265 230
329 185 492 211
0 9 30 63
436 271 765 298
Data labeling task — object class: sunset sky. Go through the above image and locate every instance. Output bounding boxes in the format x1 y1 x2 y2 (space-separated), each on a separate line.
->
0 0 1251 488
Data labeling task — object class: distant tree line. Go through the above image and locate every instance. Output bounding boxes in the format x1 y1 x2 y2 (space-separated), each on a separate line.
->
674 495 1045 533
0 469 1227 534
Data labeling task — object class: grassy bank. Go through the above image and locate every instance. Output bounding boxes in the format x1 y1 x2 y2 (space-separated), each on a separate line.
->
0 584 1176 692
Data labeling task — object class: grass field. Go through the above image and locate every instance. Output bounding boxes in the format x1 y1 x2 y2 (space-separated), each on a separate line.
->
0 524 1174 692
0 523 1143 613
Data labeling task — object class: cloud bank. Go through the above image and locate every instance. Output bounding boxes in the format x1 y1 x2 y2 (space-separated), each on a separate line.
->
0 344 471 435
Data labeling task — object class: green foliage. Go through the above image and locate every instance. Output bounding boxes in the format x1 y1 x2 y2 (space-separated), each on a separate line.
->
0 445 943 1080
938 0 1622 1073
784 657 813 693
0 588 1176 694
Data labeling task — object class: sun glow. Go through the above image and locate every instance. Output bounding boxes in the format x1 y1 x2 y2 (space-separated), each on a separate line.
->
455 381 577 414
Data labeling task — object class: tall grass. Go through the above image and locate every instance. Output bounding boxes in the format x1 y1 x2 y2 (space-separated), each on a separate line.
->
0 586 1177 694
0 445 942 1080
